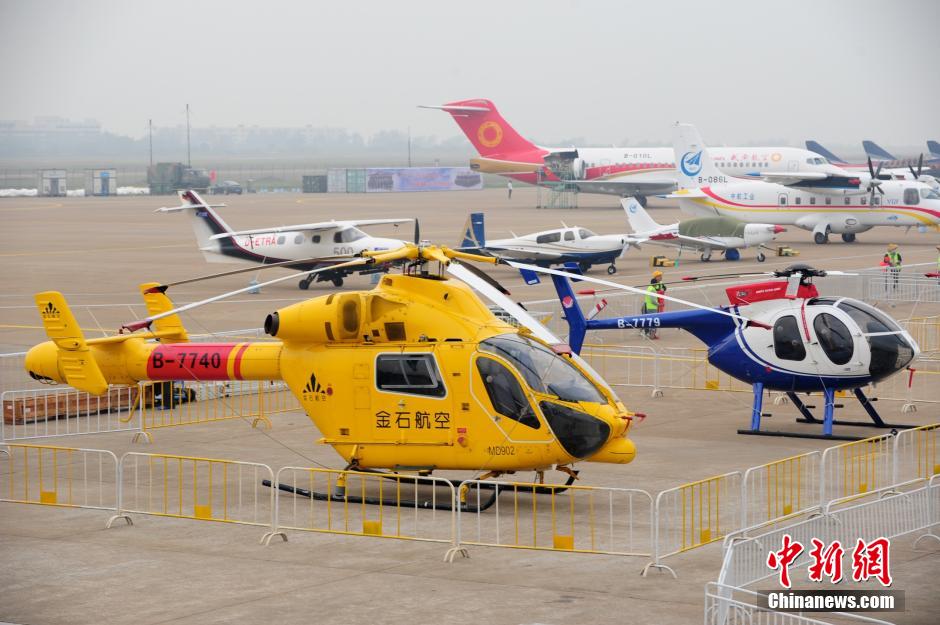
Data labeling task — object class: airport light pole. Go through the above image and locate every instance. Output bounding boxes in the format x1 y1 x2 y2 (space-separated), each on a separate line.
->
186 104 191 167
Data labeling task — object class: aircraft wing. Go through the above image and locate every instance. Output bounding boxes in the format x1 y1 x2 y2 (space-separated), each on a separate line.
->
209 218 414 240
483 246 564 261
565 179 677 197
638 233 732 252
743 171 829 185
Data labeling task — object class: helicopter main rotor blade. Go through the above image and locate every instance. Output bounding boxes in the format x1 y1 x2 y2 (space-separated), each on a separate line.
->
507 261 760 326
151 255 365 291
445 261 560 345
122 256 379 332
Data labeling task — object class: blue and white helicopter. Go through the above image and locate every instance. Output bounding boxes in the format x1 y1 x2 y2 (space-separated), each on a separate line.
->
508 261 920 439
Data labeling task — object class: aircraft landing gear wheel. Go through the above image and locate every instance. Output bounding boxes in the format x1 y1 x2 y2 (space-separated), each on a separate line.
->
332 277 344 288
606 264 617 275
841 232 856 243
579 261 591 273
756 252 766 262
298 277 311 290
814 232 829 244
701 252 711 262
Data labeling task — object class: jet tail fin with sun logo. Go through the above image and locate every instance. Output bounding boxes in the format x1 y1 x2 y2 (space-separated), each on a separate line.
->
33 291 109 395
671 123 725 190
419 99 541 158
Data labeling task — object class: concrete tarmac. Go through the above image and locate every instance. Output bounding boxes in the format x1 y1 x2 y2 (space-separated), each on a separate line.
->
1 188 938 624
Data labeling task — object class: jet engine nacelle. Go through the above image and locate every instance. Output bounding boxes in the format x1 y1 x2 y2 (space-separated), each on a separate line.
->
569 157 586 180
743 223 784 247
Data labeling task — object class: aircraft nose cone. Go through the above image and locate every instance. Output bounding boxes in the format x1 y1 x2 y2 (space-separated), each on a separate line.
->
773 225 786 234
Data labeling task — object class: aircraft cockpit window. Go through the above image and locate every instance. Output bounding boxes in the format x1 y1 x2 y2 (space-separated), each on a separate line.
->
564 230 575 241
920 187 940 200
536 232 561 244
335 228 366 243
376 354 446 398
480 334 605 404
476 357 540 429
773 315 805 361
813 313 853 365
578 229 596 239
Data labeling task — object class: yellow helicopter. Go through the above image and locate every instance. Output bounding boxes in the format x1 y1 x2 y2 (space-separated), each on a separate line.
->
24 243 637 485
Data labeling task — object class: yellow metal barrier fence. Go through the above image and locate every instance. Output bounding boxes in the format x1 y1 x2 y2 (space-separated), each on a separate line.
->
894 423 940 483
740 451 820 530
819 433 895 503
135 380 299 432
267 467 457 547
1 443 118 511
903 316 940 355
455 479 653 558
643 471 742 578
116 452 274 531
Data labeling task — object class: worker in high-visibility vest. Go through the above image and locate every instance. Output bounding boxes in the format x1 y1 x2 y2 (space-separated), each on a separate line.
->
882 243 902 290
642 270 667 339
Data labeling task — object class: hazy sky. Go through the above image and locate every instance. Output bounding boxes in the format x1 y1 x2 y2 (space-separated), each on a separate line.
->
1 0 938 147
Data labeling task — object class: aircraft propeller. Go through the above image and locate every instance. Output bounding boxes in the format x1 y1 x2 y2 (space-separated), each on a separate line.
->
908 153 924 181
867 156 886 204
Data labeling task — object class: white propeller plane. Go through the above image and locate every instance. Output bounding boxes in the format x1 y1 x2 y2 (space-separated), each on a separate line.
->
620 197 784 262
157 190 412 289
670 125 940 244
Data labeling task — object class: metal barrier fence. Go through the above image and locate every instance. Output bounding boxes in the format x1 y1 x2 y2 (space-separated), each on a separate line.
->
455 479 652 558
267 467 457 547
819 434 896 504
741 451 821 530
893 423 939 484
115 452 274 530
904 316 940 355
643 471 742 577
0 443 119 511
136 379 297 432
2 386 141 441
704 583 895 625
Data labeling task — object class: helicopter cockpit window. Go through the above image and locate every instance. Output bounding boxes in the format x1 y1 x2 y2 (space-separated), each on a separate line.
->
813 313 853 365
773 315 805 361
476 357 540 429
824 299 915 377
376 354 445 398
480 334 605 404
334 228 366 244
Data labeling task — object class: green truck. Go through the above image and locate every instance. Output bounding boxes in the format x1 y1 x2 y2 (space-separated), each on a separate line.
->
148 162 211 195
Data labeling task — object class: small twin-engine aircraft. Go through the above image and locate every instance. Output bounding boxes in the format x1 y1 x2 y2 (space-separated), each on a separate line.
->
158 190 412 289
457 211 638 280
24 242 639 489
515 261 919 440
620 197 784 262
672 124 940 244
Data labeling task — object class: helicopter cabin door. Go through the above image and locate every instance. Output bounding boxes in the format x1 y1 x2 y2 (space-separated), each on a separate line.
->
372 351 454 444
802 306 868 377
470 353 553 444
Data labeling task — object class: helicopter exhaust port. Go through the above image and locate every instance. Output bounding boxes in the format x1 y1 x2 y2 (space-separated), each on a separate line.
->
264 312 279 337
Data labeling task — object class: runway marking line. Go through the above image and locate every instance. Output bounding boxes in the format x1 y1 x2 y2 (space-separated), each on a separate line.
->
0 244 190 258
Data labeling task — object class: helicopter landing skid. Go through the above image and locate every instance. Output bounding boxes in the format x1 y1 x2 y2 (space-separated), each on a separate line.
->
737 385 905 441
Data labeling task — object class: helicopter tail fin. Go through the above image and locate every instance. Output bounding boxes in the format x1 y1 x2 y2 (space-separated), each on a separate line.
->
458 212 486 250
30 292 109 395
549 274 587 353
139 282 189 342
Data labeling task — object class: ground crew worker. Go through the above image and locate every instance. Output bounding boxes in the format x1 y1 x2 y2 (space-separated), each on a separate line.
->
882 243 902 290
642 270 666 339
507 180 513 199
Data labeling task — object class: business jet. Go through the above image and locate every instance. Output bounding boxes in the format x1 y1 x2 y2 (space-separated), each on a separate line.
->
621 197 784 262
421 98 854 206
157 190 411 289
457 212 637 278
672 125 940 244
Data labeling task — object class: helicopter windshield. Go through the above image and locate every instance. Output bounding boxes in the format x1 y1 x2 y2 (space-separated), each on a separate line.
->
808 297 916 378
479 334 605 404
